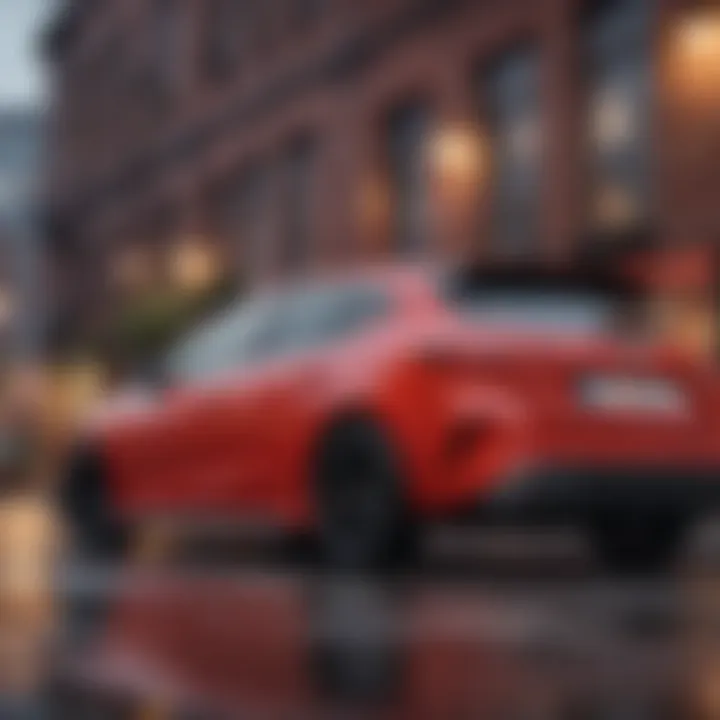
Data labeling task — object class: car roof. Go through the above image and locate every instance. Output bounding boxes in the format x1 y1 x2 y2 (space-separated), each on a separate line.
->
254 259 643 300
445 262 642 302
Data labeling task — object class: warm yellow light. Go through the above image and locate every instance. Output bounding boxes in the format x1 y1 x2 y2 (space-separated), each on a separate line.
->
677 12 720 61
654 297 715 360
671 11 720 102
430 124 486 202
431 125 485 185
170 238 219 292
66 363 105 406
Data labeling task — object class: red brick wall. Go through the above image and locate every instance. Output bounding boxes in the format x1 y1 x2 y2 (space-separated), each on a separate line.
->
44 0 720 345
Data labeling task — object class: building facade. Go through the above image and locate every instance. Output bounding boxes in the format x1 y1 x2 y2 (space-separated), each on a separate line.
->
42 0 720 352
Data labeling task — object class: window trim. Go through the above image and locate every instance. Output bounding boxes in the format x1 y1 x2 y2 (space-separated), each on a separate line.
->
475 41 544 258
383 100 434 256
580 0 655 239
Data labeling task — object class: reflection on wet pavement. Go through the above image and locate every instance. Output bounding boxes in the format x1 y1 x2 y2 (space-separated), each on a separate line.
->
34 568 720 719
5 506 720 718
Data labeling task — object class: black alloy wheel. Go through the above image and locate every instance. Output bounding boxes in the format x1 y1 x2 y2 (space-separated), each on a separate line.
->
316 417 417 573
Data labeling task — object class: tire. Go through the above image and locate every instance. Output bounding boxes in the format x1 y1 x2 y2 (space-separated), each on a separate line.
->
589 512 687 575
316 417 418 573
60 448 129 565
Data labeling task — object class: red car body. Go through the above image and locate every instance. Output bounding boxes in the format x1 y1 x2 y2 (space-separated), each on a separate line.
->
70 264 720 552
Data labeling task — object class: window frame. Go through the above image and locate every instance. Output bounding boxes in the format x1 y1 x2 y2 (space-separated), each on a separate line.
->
476 42 544 258
280 134 318 272
581 0 654 237
201 0 242 82
385 101 434 256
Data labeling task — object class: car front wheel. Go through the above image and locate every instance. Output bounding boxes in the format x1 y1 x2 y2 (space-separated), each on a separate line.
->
316 417 417 573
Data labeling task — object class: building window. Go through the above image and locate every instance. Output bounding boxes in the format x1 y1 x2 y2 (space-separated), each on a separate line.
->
249 1 276 54
202 0 241 80
152 0 185 96
480 47 543 258
386 104 432 255
290 0 325 29
212 165 271 276
585 0 652 234
98 35 126 159
281 137 316 271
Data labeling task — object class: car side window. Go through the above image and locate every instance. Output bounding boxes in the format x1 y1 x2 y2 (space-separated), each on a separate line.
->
166 285 388 383
232 299 286 366
166 311 233 383
279 284 389 354
167 297 282 383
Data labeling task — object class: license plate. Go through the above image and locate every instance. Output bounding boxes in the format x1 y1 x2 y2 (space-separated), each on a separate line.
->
578 376 688 415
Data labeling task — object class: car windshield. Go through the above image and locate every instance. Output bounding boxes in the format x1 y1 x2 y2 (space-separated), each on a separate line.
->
455 291 616 333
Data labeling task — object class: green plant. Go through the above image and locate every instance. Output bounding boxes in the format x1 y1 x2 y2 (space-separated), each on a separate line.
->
104 276 240 370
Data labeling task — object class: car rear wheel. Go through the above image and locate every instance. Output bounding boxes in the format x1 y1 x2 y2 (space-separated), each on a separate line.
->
589 512 687 575
316 417 417 573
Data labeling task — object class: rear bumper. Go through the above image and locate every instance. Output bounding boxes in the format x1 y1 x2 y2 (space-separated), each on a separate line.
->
453 466 720 525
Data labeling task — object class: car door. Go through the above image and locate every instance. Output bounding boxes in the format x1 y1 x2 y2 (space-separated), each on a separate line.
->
203 294 290 515
170 295 297 516
245 283 391 525
117 297 284 517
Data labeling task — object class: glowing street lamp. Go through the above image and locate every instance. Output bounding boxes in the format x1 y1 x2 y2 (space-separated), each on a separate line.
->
170 237 219 293
671 9 720 104
430 124 486 199
427 124 488 257
677 11 720 62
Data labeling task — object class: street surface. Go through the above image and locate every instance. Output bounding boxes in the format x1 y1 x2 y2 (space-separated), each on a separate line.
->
4 509 720 718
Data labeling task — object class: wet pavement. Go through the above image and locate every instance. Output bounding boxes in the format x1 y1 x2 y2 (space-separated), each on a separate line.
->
5 511 720 718
42 568 720 718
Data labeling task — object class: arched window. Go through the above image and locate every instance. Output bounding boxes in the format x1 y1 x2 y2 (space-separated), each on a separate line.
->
479 47 542 257
386 104 432 255
584 0 652 234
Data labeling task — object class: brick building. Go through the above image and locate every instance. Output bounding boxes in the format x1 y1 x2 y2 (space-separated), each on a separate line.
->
42 0 720 353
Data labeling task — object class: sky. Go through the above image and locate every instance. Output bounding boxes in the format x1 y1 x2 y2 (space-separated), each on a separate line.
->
0 0 48 107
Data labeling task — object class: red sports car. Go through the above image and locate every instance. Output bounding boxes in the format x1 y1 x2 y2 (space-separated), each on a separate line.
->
61 264 720 571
